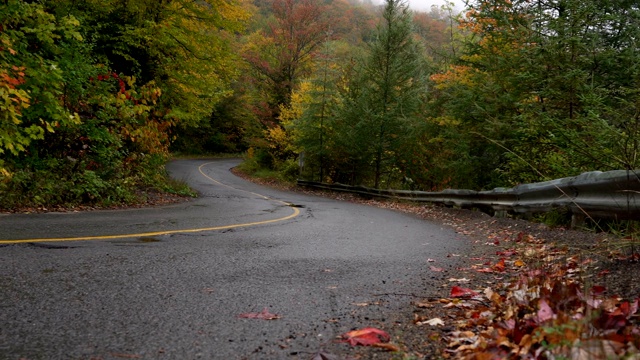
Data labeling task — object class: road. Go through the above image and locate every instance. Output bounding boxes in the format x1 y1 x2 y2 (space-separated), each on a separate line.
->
0 158 468 359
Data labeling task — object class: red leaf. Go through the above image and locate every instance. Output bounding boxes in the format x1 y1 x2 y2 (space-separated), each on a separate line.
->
451 286 479 298
341 327 390 346
496 249 517 257
430 266 444 272
591 285 606 296
238 307 281 320
475 268 494 273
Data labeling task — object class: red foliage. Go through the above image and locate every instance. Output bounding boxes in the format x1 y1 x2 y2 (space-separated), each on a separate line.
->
341 327 390 346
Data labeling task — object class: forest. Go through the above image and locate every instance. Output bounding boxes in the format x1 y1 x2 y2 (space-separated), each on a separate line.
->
1 0 639 209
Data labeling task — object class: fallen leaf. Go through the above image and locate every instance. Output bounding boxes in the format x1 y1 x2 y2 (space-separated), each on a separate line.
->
371 342 400 351
448 278 471 283
492 258 506 272
513 259 525 267
496 249 517 257
415 301 434 308
451 286 479 298
238 307 281 320
311 350 340 360
341 327 390 346
430 265 444 272
484 287 502 304
427 258 436 262
591 285 606 296
597 269 611 277
536 298 555 323
418 317 445 326
570 339 624 360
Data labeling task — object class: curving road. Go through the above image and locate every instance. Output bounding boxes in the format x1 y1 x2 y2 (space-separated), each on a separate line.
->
0 158 468 359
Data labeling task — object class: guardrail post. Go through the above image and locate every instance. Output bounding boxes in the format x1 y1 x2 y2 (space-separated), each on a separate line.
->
571 213 586 229
494 210 508 218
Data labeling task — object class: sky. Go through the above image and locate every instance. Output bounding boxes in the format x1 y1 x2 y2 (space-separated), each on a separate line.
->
405 0 466 12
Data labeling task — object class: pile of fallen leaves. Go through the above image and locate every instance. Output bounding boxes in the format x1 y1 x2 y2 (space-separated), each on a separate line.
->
414 231 640 359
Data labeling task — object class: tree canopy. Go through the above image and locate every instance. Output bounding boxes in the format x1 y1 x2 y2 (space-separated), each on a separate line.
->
2 0 636 209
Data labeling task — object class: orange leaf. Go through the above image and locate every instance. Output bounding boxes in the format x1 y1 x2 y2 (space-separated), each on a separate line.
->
371 342 399 351
492 258 506 272
341 327 390 346
514 259 525 267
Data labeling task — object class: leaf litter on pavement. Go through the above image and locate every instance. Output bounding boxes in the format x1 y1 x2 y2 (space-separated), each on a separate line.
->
327 198 640 359
316 196 639 358
231 176 640 358
415 224 640 359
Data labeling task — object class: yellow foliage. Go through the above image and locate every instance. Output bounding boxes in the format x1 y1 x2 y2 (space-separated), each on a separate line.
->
278 81 312 127
430 65 479 90
264 125 296 160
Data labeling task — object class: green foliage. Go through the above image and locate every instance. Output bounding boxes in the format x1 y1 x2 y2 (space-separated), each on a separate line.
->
0 0 248 209
50 0 249 127
0 0 81 161
236 148 298 183
317 0 428 188
427 0 640 189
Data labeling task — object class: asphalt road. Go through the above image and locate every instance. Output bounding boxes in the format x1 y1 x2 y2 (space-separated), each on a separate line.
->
0 158 468 359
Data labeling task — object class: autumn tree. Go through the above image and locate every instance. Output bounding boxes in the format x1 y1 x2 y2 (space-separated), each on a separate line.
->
242 0 334 125
50 0 249 126
0 0 248 208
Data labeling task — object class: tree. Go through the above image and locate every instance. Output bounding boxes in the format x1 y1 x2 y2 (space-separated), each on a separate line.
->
50 0 249 126
0 1 83 174
349 0 427 188
1 0 249 208
428 0 640 188
242 0 333 125
284 39 344 181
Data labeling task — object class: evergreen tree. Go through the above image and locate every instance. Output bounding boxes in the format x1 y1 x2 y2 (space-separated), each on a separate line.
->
350 0 427 188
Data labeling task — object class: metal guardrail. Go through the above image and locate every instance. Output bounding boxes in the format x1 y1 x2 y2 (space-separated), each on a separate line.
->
297 170 640 223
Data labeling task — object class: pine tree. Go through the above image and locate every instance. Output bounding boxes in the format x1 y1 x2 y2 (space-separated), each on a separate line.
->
353 0 427 188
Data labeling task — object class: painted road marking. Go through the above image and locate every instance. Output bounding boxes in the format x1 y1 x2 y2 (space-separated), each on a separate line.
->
0 162 300 244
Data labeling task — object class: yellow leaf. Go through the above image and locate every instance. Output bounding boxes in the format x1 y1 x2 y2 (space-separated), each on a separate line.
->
514 259 525 267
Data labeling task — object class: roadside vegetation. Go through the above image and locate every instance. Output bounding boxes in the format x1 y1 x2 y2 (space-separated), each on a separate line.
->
4 0 638 204
0 0 246 209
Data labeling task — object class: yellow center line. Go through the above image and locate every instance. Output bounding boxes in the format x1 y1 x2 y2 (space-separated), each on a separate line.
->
0 161 300 244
